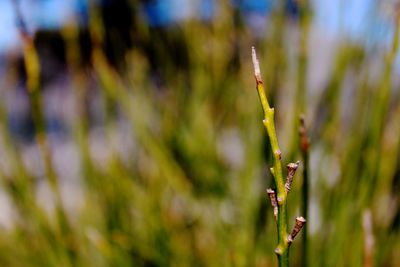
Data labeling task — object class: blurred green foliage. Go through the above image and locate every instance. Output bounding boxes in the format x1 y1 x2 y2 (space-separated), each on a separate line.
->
0 1 399 266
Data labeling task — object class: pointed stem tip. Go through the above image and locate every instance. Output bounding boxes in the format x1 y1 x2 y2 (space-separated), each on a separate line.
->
252 46 261 82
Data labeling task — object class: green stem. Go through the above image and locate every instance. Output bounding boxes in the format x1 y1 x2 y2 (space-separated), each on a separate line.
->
253 47 289 266
296 3 311 263
19 7 65 219
13 1 76 262
359 13 400 207
288 0 311 161
299 115 310 267
301 142 309 267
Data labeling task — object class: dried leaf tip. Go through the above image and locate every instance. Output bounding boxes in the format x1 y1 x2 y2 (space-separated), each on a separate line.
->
252 46 261 82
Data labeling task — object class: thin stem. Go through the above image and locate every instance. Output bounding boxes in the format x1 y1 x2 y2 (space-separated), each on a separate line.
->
252 47 289 266
287 0 311 162
360 11 400 206
299 115 310 267
289 1 312 262
12 0 75 259
362 210 374 267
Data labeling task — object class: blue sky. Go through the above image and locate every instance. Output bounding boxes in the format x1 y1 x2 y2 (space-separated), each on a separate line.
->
0 0 80 52
313 0 387 39
0 0 392 53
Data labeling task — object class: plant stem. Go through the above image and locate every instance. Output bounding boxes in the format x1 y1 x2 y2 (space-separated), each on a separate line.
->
252 47 289 266
12 1 76 261
299 116 310 267
296 2 311 263
13 0 64 214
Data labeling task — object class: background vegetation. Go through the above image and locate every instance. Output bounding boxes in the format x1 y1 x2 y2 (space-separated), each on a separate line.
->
0 1 399 266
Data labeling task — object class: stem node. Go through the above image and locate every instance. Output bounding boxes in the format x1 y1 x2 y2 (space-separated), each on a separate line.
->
274 246 284 255
275 150 282 160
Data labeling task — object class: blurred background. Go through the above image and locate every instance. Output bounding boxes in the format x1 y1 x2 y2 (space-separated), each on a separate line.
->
0 0 399 266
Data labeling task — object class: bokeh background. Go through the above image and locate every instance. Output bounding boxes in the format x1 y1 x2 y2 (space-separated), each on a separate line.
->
0 0 399 266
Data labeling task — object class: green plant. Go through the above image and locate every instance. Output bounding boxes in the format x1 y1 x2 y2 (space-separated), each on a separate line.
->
252 47 306 267
1 1 400 266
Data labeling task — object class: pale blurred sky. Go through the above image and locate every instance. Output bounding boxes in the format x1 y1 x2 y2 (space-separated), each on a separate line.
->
0 0 82 52
0 0 393 53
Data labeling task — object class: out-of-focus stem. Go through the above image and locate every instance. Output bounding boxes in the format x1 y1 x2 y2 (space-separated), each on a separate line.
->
362 210 374 267
12 0 71 241
296 3 311 264
299 115 310 267
287 0 311 162
296 0 311 116
359 11 400 208
62 22 94 183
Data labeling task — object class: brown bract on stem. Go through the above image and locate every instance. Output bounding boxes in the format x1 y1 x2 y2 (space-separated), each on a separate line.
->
288 216 306 245
267 189 279 220
285 161 300 193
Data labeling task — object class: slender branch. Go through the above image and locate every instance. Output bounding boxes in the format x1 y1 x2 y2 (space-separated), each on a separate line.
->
253 47 306 267
362 210 374 267
252 47 286 202
296 11 311 266
252 47 288 266
299 114 310 267
12 0 72 237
